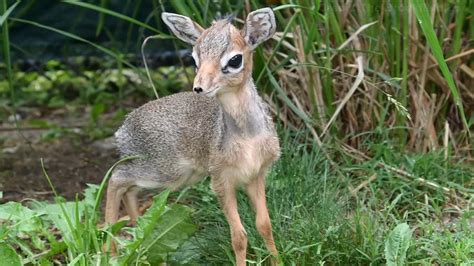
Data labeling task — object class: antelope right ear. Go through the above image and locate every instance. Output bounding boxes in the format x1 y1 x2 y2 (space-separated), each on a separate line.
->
242 8 276 50
161 12 204 45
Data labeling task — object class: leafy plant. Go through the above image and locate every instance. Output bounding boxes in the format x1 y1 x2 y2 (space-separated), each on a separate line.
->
0 163 196 264
120 191 196 265
0 243 21 266
384 223 412 266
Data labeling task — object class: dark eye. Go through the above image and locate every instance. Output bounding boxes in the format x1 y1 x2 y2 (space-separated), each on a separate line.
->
227 54 242 69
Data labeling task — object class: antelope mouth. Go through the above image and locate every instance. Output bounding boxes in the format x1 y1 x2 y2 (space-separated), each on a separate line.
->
204 87 220 97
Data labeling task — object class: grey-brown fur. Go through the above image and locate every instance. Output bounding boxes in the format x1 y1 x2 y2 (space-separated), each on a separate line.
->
105 8 280 265
196 20 232 59
114 92 218 187
113 82 278 189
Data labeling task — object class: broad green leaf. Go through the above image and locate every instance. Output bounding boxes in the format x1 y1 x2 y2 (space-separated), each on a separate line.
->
121 190 196 264
31 200 85 243
143 205 196 264
385 223 412 266
0 224 7 239
121 190 169 264
0 202 42 232
83 184 100 209
0 243 21 266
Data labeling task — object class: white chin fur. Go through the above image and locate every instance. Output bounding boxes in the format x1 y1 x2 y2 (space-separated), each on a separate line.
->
204 87 220 97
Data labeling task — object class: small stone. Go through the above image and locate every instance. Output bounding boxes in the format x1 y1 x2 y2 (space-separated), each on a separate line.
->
2 146 19 154
7 114 22 123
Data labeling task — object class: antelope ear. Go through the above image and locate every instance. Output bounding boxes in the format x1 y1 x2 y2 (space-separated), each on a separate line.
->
161 12 204 45
242 8 276 49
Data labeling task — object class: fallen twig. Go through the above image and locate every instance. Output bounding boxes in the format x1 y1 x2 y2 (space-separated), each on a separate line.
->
340 142 455 195
350 173 378 196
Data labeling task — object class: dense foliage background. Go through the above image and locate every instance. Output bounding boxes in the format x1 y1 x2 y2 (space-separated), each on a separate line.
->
0 0 472 265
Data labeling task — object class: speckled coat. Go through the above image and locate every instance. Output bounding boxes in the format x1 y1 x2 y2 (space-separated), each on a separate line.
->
114 84 280 190
105 8 281 264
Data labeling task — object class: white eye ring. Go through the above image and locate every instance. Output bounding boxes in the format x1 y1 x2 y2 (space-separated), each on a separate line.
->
192 50 199 68
220 51 244 74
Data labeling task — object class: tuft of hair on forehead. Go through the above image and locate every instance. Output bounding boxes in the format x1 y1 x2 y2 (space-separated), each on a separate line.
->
209 14 235 28
205 13 234 25
196 19 232 57
215 13 235 24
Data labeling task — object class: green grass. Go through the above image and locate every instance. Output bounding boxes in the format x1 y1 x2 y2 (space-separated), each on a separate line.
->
1 130 471 265
1 0 472 265
172 131 473 265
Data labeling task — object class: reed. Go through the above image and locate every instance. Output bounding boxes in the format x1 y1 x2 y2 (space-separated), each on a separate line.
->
3 1 471 154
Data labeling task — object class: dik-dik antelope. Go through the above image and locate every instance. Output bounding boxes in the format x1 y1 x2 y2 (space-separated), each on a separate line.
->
104 8 280 265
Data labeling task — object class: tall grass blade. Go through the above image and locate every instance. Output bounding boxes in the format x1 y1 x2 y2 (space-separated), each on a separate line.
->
92 155 142 217
321 56 364 138
255 8 299 83
62 0 161 34
95 0 108 36
398 0 409 145
141 35 175 99
0 0 18 26
9 18 137 70
412 0 469 134
451 0 467 57
40 159 78 250
265 67 312 125
1 0 14 106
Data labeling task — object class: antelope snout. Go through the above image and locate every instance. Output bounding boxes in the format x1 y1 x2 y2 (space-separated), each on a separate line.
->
193 77 219 97
192 61 222 96
192 85 219 97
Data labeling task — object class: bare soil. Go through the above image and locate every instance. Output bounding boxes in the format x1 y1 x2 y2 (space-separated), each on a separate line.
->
0 111 121 203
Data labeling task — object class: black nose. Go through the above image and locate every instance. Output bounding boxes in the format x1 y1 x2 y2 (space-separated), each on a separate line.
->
193 87 203 93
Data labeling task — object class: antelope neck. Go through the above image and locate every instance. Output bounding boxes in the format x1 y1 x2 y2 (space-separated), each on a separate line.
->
217 80 267 137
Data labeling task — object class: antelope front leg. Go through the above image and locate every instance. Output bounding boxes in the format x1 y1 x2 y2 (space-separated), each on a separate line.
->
245 171 279 262
212 177 247 266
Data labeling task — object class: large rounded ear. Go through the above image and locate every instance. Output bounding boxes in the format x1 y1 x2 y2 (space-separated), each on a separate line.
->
242 8 276 50
161 12 204 45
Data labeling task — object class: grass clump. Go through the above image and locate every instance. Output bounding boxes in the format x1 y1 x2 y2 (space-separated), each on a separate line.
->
0 131 471 265
171 131 473 265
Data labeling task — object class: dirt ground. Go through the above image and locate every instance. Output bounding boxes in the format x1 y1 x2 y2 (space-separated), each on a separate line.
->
0 112 121 203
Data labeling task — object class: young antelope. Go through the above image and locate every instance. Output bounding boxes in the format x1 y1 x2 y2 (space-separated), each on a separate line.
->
104 8 280 265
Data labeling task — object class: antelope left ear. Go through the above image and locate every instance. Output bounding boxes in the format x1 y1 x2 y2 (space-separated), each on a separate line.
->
242 8 276 50
162 12 204 45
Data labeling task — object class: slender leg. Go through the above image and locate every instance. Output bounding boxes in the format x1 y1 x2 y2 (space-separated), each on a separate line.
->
245 171 279 262
211 177 247 266
123 186 140 225
104 177 129 254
